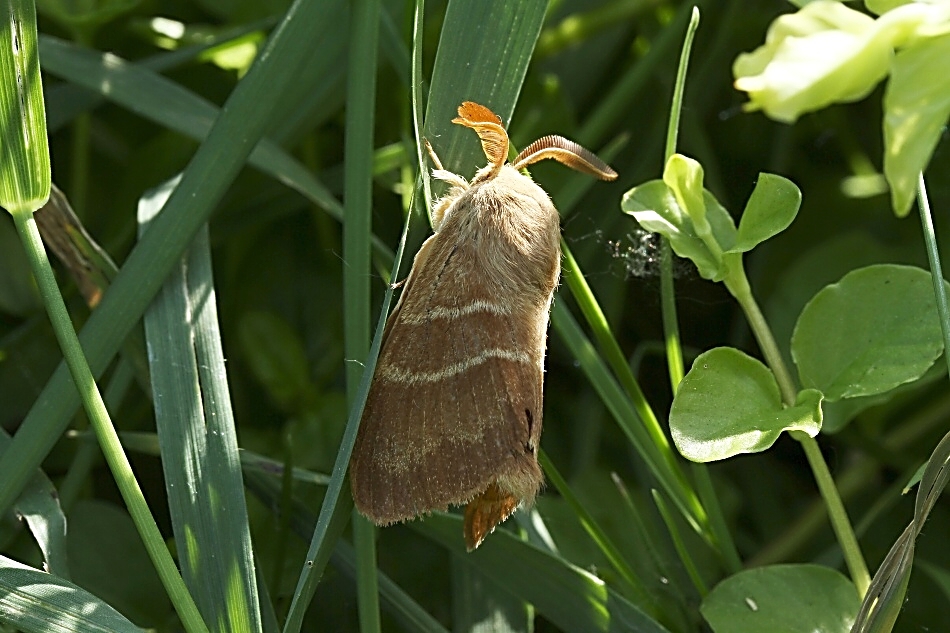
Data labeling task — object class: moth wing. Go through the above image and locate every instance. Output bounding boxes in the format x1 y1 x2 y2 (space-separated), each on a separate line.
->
350 234 545 526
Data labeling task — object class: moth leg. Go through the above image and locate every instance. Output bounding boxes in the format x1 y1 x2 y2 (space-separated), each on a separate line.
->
424 139 445 171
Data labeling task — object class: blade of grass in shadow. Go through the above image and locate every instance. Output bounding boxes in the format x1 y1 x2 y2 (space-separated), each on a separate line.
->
413 514 672 633
243 470 449 633
538 449 653 611
139 178 262 632
342 0 382 631
43 17 278 133
1 429 68 578
651 490 708 596
0 0 349 517
38 36 341 226
452 557 531 633
39 27 395 260
550 300 705 538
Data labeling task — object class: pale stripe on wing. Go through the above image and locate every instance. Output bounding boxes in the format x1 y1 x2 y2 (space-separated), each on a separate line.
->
378 347 534 384
400 298 511 324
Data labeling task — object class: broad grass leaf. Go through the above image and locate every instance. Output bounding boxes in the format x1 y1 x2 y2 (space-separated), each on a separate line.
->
701 564 860 633
791 264 945 400
0 0 49 213
670 348 822 462
0 553 147 633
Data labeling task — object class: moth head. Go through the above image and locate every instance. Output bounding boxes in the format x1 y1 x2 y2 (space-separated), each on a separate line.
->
452 101 618 182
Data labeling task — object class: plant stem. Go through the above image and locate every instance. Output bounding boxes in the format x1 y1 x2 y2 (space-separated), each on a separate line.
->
796 432 871 596
916 173 950 376
12 209 209 633
725 267 797 404
726 264 870 596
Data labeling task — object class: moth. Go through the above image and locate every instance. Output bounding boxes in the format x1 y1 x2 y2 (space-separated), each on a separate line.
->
350 101 617 549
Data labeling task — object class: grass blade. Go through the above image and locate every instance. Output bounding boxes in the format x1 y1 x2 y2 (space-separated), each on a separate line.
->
139 179 262 632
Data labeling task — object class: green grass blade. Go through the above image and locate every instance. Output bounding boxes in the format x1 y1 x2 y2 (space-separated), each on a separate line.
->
0 0 49 214
139 179 262 632
538 449 654 610
0 0 348 517
38 36 344 227
342 0 382 631
243 470 449 633
423 0 547 181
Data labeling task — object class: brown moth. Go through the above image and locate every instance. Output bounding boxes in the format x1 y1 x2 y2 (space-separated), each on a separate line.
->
350 101 617 549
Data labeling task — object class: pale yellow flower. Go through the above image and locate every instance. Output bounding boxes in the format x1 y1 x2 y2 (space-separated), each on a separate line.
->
733 1 892 122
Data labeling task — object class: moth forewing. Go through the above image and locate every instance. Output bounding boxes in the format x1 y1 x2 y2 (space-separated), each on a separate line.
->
350 101 616 549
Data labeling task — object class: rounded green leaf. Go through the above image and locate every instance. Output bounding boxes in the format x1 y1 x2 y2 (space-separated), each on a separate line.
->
702 565 860 633
670 348 822 462
733 173 802 253
791 264 945 400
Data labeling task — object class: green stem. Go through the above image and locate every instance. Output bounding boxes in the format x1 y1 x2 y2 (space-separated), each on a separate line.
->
344 0 381 630
12 210 208 633
726 265 870 595
659 6 698 390
725 267 797 404
796 432 871 596
916 174 950 376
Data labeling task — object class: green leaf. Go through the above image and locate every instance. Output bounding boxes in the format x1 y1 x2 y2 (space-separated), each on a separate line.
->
732 173 802 253
663 155 738 255
883 33 950 217
791 264 945 400
0 0 50 214
621 180 718 279
0 552 148 633
670 348 822 462
701 564 860 633
0 428 68 578
622 154 740 282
